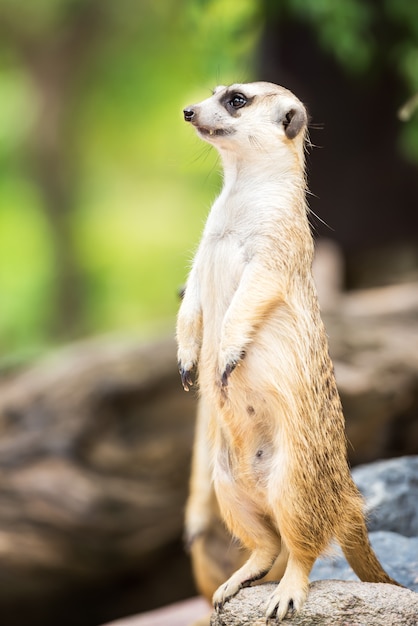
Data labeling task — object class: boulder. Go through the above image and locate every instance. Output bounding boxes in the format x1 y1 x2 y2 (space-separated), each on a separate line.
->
352 456 418 536
209 580 418 626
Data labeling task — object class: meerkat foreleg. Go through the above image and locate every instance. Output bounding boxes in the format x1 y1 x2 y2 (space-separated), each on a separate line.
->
177 267 202 391
218 262 283 386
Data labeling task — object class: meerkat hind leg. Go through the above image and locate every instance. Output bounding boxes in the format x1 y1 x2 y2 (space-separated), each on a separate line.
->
263 542 289 583
265 554 313 622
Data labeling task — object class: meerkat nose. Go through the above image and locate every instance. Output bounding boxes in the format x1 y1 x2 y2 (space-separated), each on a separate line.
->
183 108 195 122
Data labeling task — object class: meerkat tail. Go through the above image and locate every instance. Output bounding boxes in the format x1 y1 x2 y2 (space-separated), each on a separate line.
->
340 510 400 586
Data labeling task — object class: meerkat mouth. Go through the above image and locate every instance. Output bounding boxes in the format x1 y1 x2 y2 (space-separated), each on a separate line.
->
197 126 233 137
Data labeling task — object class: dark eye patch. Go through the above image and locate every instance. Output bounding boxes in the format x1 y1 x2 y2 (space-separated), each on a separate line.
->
221 90 254 115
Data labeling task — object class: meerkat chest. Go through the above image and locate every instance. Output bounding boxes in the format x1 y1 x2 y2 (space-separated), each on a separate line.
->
198 214 252 307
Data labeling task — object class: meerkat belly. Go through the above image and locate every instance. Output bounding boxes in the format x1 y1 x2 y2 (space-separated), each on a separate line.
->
213 426 274 519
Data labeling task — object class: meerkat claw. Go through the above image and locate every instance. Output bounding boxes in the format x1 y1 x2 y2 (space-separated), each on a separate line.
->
221 351 246 387
214 600 223 612
221 362 236 387
179 363 195 391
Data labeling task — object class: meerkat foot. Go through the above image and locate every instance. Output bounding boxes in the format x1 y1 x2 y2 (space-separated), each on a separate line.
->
213 572 267 611
265 564 309 622
265 584 307 622
212 577 241 611
213 554 273 610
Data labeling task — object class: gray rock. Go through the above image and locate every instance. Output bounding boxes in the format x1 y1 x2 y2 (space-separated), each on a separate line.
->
210 580 418 626
311 531 418 591
352 456 418 537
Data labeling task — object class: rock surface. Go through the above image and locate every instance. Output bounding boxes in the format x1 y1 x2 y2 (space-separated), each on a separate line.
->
209 580 418 626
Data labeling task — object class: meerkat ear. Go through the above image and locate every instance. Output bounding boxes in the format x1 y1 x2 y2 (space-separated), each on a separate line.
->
282 106 307 139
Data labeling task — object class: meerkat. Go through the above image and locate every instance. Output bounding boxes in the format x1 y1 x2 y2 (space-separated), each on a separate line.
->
177 82 398 622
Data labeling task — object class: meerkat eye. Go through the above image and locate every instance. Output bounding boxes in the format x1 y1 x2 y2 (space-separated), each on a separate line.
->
229 93 247 109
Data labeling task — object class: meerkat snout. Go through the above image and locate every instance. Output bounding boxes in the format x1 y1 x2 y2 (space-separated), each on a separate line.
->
183 108 195 122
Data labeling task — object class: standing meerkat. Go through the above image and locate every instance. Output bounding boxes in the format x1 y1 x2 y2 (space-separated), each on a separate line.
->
177 82 398 622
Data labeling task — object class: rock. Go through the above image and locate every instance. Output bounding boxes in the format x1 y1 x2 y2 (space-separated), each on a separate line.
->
0 336 198 624
311 531 418 591
325 283 418 464
352 456 418 537
209 580 418 626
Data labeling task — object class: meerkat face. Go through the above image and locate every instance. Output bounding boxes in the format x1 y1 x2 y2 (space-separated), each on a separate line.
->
183 82 307 151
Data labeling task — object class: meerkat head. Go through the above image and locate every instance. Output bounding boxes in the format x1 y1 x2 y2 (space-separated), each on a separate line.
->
183 82 307 153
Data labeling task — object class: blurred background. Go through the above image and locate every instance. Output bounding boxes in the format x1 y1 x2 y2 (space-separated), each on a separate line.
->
0 0 261 364
0 0 418 360
0 0 417 625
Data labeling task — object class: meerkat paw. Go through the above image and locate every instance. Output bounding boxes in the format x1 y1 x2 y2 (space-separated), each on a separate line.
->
178 359 197 392
265 578 308 622
177 337 199 391
177 306 202 391
177 339 199 390
218 348 246 387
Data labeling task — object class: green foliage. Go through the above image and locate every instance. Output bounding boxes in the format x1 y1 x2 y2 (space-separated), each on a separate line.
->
0 0 261 357
0 178 53 351
285 0 375 74
0 0 417 359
